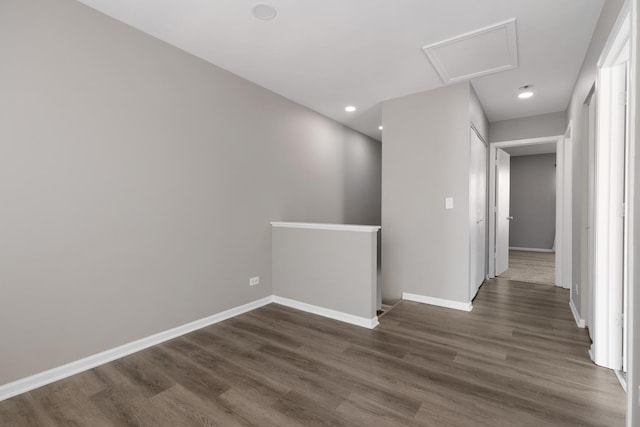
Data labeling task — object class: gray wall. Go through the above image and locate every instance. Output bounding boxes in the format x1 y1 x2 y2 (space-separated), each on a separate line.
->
272 225 377 320
509 154 556 250
565 0 625 317
382 82 481 305
489 111 567 143
0 0 381 386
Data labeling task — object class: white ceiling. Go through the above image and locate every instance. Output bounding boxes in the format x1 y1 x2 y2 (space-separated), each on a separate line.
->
77 0 605 141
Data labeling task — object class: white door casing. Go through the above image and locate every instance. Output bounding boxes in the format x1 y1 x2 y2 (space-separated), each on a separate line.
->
587 90 597 335
590 5 630 371
495 148 511 276
469 127 487 297
562 127 573 291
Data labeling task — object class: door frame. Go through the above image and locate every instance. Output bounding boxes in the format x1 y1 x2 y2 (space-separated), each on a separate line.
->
586 85 597 337
469 125 488 299
626 0 638 422
488 135 566 287
591 5 631 371
562 123 573 292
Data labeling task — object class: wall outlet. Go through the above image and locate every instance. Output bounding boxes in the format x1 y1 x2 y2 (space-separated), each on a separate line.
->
575 283 579 295
249 276 260 286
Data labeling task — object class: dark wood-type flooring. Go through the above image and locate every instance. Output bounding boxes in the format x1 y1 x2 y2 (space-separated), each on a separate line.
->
0 278 625 426
499 250 556 285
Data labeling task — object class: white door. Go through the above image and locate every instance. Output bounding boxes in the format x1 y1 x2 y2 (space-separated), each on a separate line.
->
592 61 627 369
495 148 511 276
469 129 487 296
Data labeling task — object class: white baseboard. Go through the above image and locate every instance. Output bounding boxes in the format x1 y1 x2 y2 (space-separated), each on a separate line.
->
509 247 555 253
271 296 379 329
402 292 473 312
569 299 586 328
0 296 273 402
615 370 627 392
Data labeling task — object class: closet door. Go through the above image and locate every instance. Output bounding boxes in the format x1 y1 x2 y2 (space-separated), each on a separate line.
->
469 128 487 296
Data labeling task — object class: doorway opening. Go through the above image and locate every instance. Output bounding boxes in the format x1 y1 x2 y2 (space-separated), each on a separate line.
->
488 135 567 289
496 146 558 285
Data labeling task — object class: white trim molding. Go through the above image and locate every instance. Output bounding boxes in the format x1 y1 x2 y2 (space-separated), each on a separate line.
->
270 221 380 233
0 296 274 402
570 299 586 328
561 122 573 291
402 292 473 312
509 247 555 253
591 8 631 371
615 369 628 392
271 296 379 329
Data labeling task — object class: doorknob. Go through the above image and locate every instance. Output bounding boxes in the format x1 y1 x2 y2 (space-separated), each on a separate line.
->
476 219 484 224
507 216 514 220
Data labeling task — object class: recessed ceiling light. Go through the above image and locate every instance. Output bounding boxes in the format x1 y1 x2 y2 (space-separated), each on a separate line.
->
518 84 534 99
378 125 383 130
345 106 356 112
251 3 277 20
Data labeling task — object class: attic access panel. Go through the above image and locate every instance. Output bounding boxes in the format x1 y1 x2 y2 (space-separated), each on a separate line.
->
423 18 519 84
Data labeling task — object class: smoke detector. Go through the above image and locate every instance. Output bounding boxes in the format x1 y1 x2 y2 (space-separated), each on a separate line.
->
252 3 277 21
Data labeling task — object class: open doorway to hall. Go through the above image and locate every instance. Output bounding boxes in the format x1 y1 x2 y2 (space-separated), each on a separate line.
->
489 134 568 289
498 150 557 285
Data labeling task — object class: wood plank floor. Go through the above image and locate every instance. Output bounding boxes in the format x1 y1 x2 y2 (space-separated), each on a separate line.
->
499 250 556 285
0 278 625 426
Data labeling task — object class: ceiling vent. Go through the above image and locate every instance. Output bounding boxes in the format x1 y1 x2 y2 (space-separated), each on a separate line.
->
422 18 518 84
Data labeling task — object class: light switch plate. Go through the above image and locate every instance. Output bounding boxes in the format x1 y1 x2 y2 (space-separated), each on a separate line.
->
445 197 454 209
